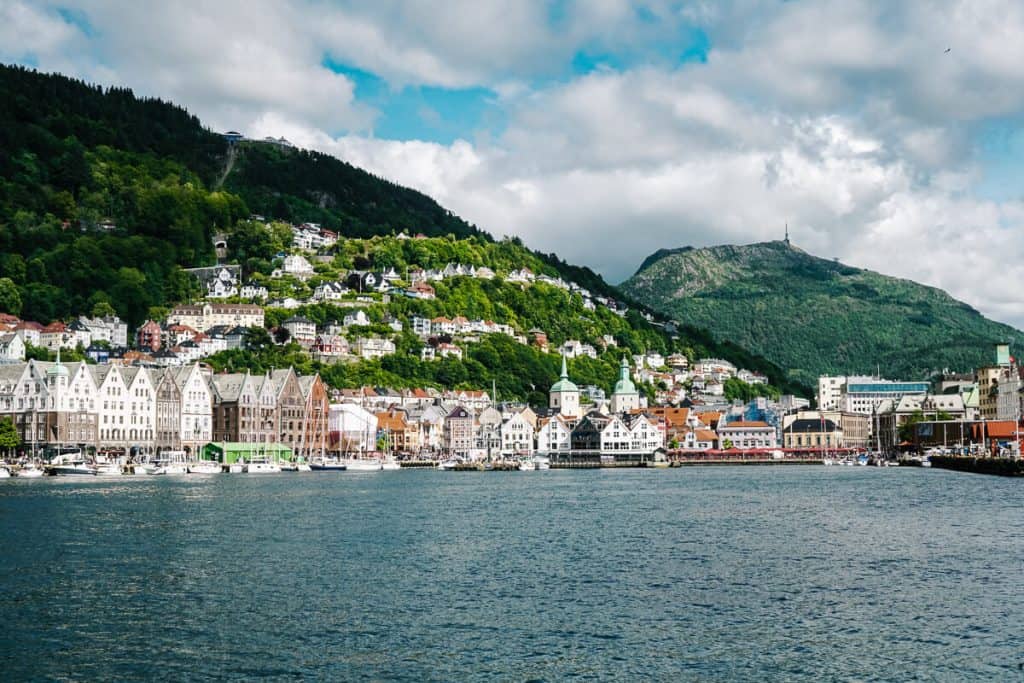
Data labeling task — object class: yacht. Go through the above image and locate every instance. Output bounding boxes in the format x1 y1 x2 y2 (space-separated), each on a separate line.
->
188 460 222 474
380 457 401 471
50 451 94 476
92 462 123 477
533 456 551 470
436 458 459 471
15 463 45 478
344 457 384 472
518 458 536 471
246 459 281 474
310 458 347 471
0 465 10 478
152 451 189 475
227 462 245 474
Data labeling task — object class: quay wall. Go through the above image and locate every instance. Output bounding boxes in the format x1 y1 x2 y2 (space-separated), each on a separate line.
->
930 455 1024 477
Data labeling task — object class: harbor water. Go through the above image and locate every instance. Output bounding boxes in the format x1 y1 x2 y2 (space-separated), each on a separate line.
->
1 467 1021 680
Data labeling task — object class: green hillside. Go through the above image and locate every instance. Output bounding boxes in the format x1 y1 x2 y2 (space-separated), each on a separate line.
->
0 63 808 397
620 240 1024 385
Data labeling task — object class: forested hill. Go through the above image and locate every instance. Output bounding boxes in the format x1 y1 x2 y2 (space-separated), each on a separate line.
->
620 240 1024 385
0 64 807 396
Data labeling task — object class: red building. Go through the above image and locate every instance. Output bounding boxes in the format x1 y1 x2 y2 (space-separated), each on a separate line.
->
136 320 162 351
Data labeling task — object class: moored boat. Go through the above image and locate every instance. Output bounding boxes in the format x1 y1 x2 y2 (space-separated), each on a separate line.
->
344 457 383 472
0 465 10 478
51 451 94 476
246 459 281 474
309 458 347 471
188 460 222 474
92 462 123 477
15 463 45 478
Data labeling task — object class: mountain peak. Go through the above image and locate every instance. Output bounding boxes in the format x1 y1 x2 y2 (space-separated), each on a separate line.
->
621 240 1022 384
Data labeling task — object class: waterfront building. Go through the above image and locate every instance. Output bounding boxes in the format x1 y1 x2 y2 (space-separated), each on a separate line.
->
443 405 475 457
782 417 842 449
209 371 278 444
152 368 183 452
609 357 640 414
536 415 573 454
716 421 777 450
976 344 1018 420
297 375 330 458
549 355 581 418
500 409 535 457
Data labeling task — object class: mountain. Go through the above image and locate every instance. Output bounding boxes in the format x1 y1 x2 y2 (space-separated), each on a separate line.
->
620 240 1024 385
0 63 808 397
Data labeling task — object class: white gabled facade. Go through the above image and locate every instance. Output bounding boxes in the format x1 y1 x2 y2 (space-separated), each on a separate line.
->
123 368 156 450
177 364 213 453
500 410 535 457
536 416 572 454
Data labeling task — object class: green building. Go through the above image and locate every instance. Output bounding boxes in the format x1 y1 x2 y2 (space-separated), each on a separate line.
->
201 442 293 464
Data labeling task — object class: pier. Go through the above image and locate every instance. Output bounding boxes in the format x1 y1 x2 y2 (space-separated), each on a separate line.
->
928 455 1024 477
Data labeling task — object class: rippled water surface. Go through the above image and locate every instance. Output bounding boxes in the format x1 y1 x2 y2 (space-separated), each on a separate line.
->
1 467 1022 681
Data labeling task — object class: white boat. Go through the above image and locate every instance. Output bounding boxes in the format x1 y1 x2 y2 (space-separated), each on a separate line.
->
227 462 245 474
0 466 10 478
295 462 312 472
15 463 45 478
436 458 459 471
310 458 347 471
380 458 401 471
822 457 837 466
188 461 222 474
533 456 551 470
246 460 281 474
92 462 123 477
344 457 383 472
518 459 536 471
152 451 189 475
51 451 94 476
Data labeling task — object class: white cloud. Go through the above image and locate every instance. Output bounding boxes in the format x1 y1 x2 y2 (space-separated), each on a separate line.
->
5 0 1024 328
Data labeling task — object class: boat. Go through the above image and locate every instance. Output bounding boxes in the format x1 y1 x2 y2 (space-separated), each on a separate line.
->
309 458 347 471
227 462 245 474
50 451 94 476
279 461 298 472
344 457 384 472
533 456 551 470
92 462 123 477
0 465 10 478
822 457 837 466
245 459 281 474
518 458 536 471
151 451 189 475
295 462 312 472
15 463 45 478
436 458 459 471
188 460 222 474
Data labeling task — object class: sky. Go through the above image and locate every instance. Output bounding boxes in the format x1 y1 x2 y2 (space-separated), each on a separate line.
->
5 1 1024 326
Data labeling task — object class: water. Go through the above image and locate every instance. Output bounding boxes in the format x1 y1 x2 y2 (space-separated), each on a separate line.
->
1 467 1021 681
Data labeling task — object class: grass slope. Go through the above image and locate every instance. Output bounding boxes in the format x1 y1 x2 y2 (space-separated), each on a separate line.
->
621 240 1024 384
